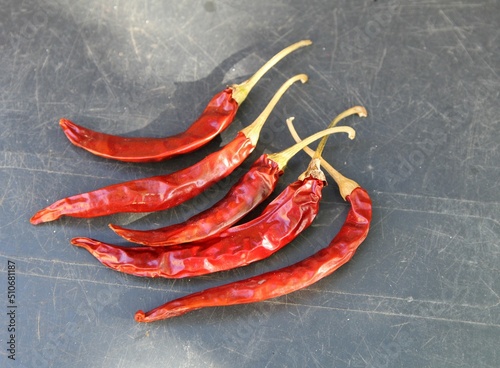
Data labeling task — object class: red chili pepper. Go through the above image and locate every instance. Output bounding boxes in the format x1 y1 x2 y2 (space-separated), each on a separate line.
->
109 107 367 246
71 125 357 278
72 178 324 276
109 154 283 246
134 187 371 322
30 74 307 225
133 117 371 322
59 40 312 162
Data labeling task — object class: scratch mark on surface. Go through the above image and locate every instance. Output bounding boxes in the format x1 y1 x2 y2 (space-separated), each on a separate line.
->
34 68 42 127
37 311 41 341
129 27 142 62
372 47 387 87
378 107 434 150
437 229 460 254
372 190 500 225
222 346 253 359
268 29 295 49
479 276 500 306
81 38 116 101
329 8 339 73
439 10 474 63
2 165 127 180
367 208 395 233
422 336 436 349
177 33 218 70
307 64 332 88
266 299 500 328
438 9 499 80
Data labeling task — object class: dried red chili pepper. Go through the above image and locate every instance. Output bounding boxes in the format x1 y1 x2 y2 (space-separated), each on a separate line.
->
109 154 282 246
71 124 357 278
59 40 312 162
135 187 371 322
134 120 371 322
109 106 367 246
30 74 307 225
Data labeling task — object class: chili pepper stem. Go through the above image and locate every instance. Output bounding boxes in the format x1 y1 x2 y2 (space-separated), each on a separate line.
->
230 40 312 105
313 106 367 159
239 74 308 146
301 157 326 182
286 117 360 200
279 106 366 183
266 122 356 171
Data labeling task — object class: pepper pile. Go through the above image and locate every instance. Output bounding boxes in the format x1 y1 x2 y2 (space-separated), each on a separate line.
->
31 40 372 323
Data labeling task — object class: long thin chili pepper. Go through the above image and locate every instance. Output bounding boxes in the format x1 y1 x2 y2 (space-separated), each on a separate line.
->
109 153 282 246
109 107 367 246
71 125 357 278
30 74 307 225
59 40 312 162
133 121 371 322
135 187 371 322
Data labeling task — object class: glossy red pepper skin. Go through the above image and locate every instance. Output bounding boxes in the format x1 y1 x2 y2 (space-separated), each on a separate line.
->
30 132 254 224
134 187 371 322
110 154 283 246
72 177 324 278
59 89 238 163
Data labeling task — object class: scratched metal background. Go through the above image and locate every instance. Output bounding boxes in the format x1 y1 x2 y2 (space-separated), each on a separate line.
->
1 0 499 367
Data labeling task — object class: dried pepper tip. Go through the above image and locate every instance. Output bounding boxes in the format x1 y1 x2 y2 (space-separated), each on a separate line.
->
239 74 308 146
286 114 364 200
231 40 313 105
266 121 356 173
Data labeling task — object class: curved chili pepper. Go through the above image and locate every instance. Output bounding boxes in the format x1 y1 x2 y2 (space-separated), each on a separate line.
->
71 125 357 278
59 40 312 162
134 186 371 322
133 117 371 322
109 107 367 246
30 74 307 225
109 154 283 245
72 178 323 277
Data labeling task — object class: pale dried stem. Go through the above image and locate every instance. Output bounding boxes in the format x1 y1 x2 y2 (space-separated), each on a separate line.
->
231 40 312 105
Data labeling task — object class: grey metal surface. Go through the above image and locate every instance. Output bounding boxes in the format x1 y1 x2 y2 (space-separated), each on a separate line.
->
1 1 499 367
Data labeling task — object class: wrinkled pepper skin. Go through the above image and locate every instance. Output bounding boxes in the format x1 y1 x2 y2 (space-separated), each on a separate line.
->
59 89 238 163
30 132 254 224
72 178 324 278
134 187 371 322
110 155 283 246
57 40 312 163
32 73 307 225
